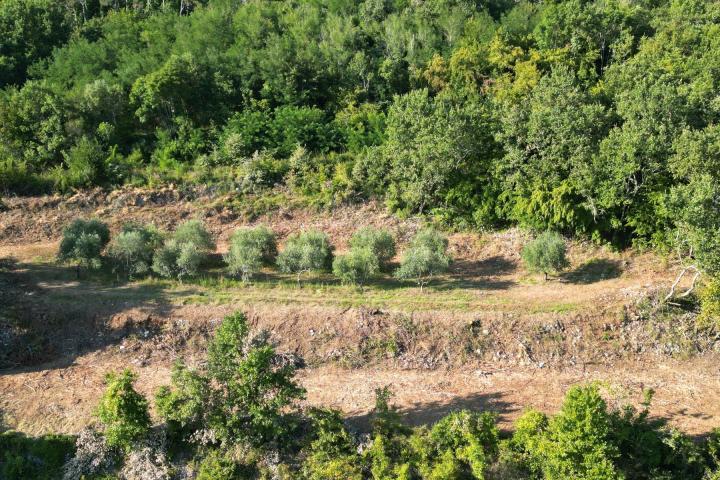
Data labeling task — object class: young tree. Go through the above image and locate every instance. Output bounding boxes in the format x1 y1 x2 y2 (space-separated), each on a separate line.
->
276 230 334 283
156 311 305 447
348 227 396 270
224 226 277 281
152 220 215 280
332 247 379 289
394 228 451 292
57 219 110 278
171 219 215 252
107 223 162 278
95 369 150 452
521 231 569 281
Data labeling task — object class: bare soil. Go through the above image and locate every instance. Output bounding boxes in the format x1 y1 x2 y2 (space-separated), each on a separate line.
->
1 188 718 437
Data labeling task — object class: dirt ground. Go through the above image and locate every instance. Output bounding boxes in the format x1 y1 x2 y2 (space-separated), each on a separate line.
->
1 188 718 437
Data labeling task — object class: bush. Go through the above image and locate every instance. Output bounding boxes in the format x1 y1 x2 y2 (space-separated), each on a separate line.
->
52 137 104 193
394 228 451 291
349 227 396 270
224 226 277 281
0 431 75 480
107 223 162 278
57 219 110 275
302 409 363 480
152 220 214 280
332 248 379 288
276 230 334 281
95 369 151 452
699 278 720 328
171 219 215 252
156 312 306 447
196 450 239 480
521 231 569 281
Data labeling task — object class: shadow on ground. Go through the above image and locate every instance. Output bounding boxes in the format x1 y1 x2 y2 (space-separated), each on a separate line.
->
562 258 623 284
0 257 196 373
345 391 516 432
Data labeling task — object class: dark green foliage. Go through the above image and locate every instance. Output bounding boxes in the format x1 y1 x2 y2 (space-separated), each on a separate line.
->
224 225 277 281
57 218 110 272
521 231 569 280
0 431 75 480
108 223 163 278
156 311 306 447
95 369 151 452
277 230 334 279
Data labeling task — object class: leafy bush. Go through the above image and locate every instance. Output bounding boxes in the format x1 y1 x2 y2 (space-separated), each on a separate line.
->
57 219 110 274
95 369 151 452
156 311 306 447
224 226 277 281
302 409 363 480
107 223 162 278
196 450 240 480
51 137 104 193
699 278 720 328
349 227 396 270
394 228 451 291
521 231 569 280
0 431 75 480
276 230 334 281
332 248 379 288
152 220 214 280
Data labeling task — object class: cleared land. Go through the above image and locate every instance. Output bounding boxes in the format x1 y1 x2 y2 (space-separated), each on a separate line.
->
1 189 717 437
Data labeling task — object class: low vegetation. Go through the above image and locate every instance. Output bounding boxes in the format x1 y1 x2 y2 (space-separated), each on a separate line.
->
521 232 569 281
3 311 720 479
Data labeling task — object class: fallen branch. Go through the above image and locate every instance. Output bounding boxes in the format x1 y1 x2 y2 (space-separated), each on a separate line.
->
664 265 700 302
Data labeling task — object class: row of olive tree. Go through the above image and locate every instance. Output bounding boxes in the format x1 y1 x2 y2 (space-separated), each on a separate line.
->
59 218 568 288
67 311 720 480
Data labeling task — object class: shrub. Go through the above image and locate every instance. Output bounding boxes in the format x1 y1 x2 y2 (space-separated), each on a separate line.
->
171 219 215 252
57 219 110 276
196 450 239 480
521 231 569 281
156 312 306 447
107 223 163 278
394 228 450 291
95 369 151 452
52 137 104 193
224 226 277 281
152 220 214 280
699 278 720 328
302 409 363 480
332 248 379 288
0 431 75 480
349 227 396 270
276 230 334 282
410 410 499 479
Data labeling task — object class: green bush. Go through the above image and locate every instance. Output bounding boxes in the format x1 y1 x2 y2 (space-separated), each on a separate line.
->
156 312 306 447
152 220 214 280
0 431 75 480
277 230 334 281
521 231 569 280
302 409 363 480
57 218 110 274
349 227 396 270
699 278 720 328
394 228 451 291
224 226 277 281
95 369 151 452
107 223 162 278
332 248 379 288
196 450 240 480
51 137 104 193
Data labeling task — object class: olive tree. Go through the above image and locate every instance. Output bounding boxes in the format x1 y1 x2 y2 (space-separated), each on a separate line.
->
349 227 396 270
107 223 162 278
57 219 110 278
276 230 334 283
332 248 380 289
521 231 569 281
224 225 277 281
394 228 451 292
152 220 215 280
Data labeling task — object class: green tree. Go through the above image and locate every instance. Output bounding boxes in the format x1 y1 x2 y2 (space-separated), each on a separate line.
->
332 247 380 289
156 312 306 447
57 218 110 277
277 230 334 283
394 228 451 292
302 409 363 480
521 231 569 281
348 227 396 270
95 369 151 452
224 226 277 281
107 223 163 278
